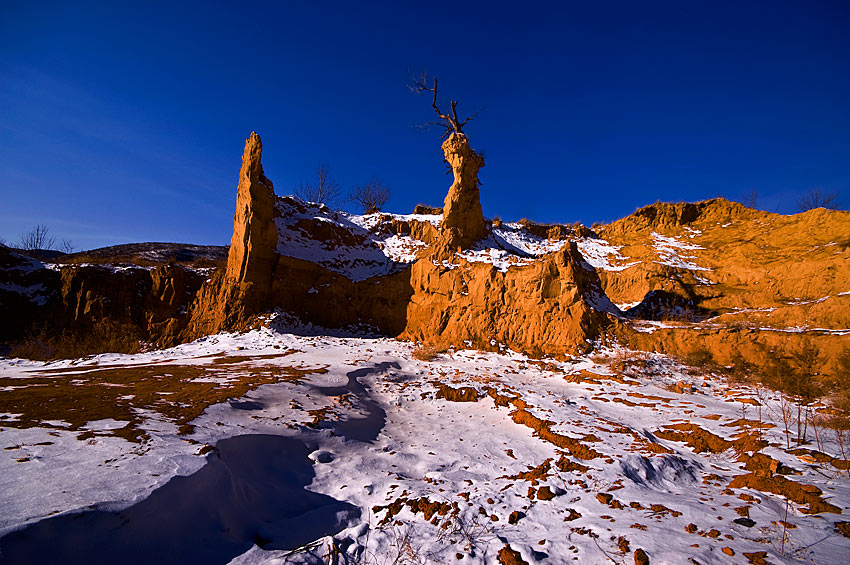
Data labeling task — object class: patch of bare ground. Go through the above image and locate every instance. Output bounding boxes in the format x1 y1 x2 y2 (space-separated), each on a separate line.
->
372 496 458 526
501 458 552 484
497 544 528 565
654 422 767 455
434 383 479 402
485 387 602 460
728 472 841 515
654 421 843 515
0 351 322 442
564 369 639 385
411 344 445 361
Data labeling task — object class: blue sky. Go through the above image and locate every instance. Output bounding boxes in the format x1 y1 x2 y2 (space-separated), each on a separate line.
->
1 1 848 250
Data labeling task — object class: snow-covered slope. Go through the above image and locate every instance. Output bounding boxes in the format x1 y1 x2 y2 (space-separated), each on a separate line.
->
1 326 847 563
274 198 435 280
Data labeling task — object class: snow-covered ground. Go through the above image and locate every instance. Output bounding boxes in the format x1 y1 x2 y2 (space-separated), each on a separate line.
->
651 232 710 272
1 326 848 563
275 201 649 278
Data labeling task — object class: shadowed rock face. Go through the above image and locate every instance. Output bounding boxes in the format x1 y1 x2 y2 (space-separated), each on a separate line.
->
440 132 486 250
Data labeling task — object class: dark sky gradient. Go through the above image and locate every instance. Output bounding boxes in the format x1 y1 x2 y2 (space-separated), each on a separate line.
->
1 1 849 249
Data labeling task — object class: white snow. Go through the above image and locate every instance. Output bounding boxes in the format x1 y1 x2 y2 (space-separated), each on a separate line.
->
0 282 50 305
651 232 710 271
2 327 847 563
575 237 641 271
274 198 422 281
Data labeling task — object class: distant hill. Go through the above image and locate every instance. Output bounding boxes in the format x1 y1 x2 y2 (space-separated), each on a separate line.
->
55 242 228 267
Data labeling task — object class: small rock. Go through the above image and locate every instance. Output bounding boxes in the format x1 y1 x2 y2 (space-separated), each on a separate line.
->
634 548 650 565
734 517 756 528
537 486 555 500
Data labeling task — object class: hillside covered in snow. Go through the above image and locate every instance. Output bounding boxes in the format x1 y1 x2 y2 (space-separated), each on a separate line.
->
1 132 849 564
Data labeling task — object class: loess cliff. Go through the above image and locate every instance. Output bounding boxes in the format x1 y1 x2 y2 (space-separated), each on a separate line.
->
2 132 848 377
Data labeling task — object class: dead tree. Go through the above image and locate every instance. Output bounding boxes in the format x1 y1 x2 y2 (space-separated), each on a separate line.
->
797 188 838 212
350 181 390 213
410 73 478 139
296 163 341 206
18 224 56 251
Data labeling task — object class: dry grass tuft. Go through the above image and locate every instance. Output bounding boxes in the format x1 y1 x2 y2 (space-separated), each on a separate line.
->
412 344 445 362
10 321 145 361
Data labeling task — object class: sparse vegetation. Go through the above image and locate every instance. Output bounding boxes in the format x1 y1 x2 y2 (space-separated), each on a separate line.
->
18 224 56 251
296 163 341 206
351 181 391 213
741 189 759 209
10 320 146 361
412 344 444 361
409 72 478 139
58 239 75 253
797 188 838 212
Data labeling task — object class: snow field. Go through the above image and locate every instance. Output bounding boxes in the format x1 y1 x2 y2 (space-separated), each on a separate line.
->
0 329 848 563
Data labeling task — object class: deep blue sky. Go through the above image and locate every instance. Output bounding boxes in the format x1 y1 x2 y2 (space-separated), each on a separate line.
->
1 1 848 250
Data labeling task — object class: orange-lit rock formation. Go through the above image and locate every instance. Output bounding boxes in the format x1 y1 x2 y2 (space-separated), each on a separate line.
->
439 132 487 250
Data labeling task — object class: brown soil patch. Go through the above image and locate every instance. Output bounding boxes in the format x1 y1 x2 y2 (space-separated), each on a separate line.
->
564 370 638 386
634 547 650 565
722 418 775 429
788 447 850 470
536 486 555 500
502 459 552 485
485 387 602 459
596 493 625 509
0 352 316 442
555 455 590 473
743 551 769 564
739 453 799 476
655 423 766 455
497 544 529 565
649 504 681 517
434 383 479 402
511 409 602 459
372 496 458 526
728 472 841 515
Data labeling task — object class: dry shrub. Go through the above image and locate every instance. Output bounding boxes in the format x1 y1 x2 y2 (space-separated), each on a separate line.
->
680 347 719 371
609 350 650 377
190 257 226 270
10 320 145 361
412 344 444 361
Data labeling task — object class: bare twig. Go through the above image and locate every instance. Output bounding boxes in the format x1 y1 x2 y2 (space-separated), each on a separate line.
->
409 73 477 139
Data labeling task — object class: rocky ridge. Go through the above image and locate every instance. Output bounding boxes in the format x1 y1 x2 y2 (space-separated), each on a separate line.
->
2 132 848 379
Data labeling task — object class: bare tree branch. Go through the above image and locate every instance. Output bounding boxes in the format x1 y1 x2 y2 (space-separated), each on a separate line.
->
350 181 391 213
18 224 56 251
296 163 342 207
59 239 76 254
409 73 477 139
797 188 838 212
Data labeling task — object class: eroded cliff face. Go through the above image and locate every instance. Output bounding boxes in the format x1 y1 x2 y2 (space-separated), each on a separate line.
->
225 132 277 287
402 244 612 355
180 132 612 355
594 198 850 327
182 133 281 339
439 132 487 251
0 244 203 349
7 132 846 373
